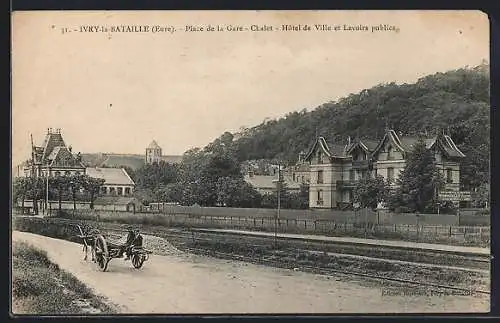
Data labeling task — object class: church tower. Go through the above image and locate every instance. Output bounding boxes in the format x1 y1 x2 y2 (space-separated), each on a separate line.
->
145 140 162 164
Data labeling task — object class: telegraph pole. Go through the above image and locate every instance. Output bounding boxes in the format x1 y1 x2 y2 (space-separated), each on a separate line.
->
30 134 39 215
273 162 282 249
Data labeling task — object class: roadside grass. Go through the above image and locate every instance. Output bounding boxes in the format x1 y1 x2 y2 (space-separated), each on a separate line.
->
11 241 116 315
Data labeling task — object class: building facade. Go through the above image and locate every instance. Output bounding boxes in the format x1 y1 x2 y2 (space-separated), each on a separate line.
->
304 129 465 209
85 167 136 196
23 128 86 178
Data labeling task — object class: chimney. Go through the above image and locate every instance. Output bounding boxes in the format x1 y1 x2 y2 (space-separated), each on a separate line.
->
68 145 72 152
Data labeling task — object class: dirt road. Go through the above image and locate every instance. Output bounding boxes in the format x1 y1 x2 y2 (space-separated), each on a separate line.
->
12 231 489 314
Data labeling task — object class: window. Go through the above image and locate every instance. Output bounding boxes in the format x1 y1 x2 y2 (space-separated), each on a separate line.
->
362 153 367 161
109 187 116 195
317 170 324 184
117 187 123 195
125 187 131 195
293 173 296 181
353 152 358 161
349 169 355 181
317 190 323 205
446 169 453 183
101 186 107 194
54 171 61 177
348 190 354 202
65 170 71 176
387 168 394 182
362 170 367 179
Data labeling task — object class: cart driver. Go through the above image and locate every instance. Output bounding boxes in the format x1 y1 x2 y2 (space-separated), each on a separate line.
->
122 226 138 260
123 227 143 260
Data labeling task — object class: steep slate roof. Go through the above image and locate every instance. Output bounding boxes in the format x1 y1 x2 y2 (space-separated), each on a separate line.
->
372 130 465 158
41 132 66 162
244 175 301 190
85 167 135 186
304 136 349 161
48 146 85 168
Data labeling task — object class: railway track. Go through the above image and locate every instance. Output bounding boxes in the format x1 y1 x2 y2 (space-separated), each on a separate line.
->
14 216 490 296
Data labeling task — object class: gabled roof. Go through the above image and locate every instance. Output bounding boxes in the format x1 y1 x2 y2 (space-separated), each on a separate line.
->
147 140 161 149
345 138 380 155
48 146 85 168
41 132 66 162
304 137 348 161
372 130 465 158
85 167 135 186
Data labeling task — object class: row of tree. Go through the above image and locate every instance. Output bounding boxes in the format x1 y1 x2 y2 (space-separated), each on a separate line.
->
12 174 105 215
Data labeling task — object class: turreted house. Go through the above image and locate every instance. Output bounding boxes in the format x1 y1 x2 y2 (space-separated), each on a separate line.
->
23 128 86 178
304 129 465 209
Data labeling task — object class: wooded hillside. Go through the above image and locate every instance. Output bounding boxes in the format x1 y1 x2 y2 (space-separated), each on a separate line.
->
220 63 489 191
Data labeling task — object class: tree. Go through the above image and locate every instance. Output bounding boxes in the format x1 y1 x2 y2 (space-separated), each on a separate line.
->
353 175 390 210
216 176 262 208
387 139 444 213
81 175 105 209
68 174 86 214
49 176 71 215
12 177 31 214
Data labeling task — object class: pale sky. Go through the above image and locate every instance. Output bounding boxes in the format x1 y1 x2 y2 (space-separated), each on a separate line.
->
11 10 489 167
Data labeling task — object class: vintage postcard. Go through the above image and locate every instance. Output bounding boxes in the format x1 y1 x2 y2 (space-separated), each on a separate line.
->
11 10 490 315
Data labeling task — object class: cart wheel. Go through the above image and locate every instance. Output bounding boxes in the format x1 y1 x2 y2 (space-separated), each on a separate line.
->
95 235 110 272
132 254 145 269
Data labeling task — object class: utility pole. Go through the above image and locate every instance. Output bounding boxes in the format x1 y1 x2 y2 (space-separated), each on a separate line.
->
46 167 50 216
30 134 38 215
273 161 282 249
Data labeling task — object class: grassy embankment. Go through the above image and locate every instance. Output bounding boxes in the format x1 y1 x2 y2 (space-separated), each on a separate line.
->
11 241 116 315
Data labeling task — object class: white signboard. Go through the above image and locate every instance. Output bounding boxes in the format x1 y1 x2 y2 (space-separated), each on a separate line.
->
438 191 472 202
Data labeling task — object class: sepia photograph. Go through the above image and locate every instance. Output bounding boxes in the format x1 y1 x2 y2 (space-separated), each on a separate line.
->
11 10 490 315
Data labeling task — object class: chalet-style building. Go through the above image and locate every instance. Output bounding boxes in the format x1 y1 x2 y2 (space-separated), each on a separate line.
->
23 128 86 178
22 128 136 196
304 129 465 209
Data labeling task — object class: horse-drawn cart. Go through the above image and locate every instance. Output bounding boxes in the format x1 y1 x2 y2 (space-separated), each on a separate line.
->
75 224 153 272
